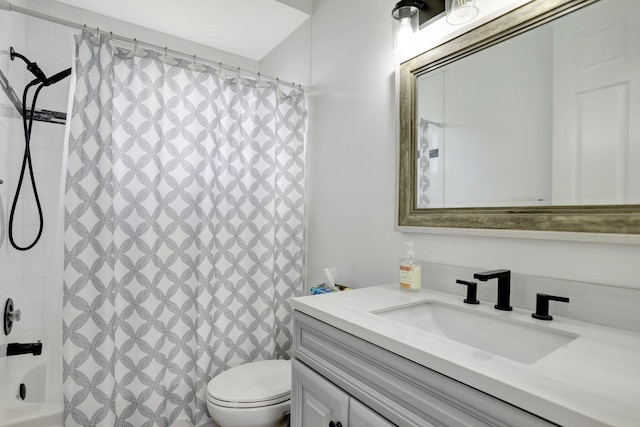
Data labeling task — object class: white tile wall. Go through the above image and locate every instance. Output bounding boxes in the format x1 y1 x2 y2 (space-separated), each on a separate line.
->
0 0 27 378
0 0 63 359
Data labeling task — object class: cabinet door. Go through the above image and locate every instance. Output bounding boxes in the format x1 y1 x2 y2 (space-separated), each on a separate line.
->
291 359 349 427
349 398 396 427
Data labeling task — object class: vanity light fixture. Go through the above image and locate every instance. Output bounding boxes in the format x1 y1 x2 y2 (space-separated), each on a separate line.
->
392 0 445 57
446 0 479 25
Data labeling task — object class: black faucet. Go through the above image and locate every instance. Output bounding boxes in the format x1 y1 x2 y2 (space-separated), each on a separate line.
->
473 269 512 311
6 342 42 356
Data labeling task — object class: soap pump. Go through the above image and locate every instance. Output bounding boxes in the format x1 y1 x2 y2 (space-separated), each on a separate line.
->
400 242 421 292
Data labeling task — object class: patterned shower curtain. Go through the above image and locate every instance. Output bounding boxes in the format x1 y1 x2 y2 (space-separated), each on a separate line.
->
63 31 306 426
417 120 431 208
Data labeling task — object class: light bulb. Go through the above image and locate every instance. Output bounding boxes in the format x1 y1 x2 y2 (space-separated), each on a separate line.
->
396 16 416 57
392 3 420 60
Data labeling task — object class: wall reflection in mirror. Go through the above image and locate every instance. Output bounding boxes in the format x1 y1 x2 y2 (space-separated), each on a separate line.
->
416 0 640 209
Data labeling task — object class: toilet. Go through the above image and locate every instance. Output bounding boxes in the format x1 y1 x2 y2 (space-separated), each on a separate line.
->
206 359 291 427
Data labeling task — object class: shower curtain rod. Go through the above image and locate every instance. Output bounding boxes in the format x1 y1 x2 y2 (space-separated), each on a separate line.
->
0 0 307 92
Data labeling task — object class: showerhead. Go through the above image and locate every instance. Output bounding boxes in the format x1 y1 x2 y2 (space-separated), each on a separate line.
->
9 47 70 86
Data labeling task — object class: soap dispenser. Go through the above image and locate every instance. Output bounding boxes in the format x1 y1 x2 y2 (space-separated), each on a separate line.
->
400 242 421 292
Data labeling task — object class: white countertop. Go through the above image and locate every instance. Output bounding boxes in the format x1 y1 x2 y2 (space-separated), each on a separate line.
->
291 284 640 427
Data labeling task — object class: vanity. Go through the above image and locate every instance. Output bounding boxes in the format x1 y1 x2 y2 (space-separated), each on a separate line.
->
290 285 640 426
288 0 640 422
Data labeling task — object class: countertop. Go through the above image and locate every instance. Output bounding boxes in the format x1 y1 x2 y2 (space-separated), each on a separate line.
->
291 284 640 427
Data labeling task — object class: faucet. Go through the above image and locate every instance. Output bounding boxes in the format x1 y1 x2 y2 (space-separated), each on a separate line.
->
473 269 512 311
6 341 42 356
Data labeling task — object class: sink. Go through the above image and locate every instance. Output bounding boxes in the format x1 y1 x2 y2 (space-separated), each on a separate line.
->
374 301 578 364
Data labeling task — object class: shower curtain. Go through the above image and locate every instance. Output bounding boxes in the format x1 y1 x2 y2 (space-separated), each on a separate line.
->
418 120 431 208
63 31 306 427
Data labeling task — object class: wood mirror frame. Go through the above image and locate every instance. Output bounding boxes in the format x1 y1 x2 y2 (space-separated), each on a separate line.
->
398 0 640 235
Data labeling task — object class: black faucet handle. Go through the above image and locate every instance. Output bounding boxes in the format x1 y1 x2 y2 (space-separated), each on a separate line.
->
532 293 570 321
456 280 479 304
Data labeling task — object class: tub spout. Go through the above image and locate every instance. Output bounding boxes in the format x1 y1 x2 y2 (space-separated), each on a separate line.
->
6 341 42 356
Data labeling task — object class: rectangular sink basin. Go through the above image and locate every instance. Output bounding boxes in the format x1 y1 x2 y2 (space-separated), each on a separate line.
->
375 301 578 364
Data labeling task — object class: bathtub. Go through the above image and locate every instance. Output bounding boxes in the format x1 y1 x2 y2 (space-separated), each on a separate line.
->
0 357 63 427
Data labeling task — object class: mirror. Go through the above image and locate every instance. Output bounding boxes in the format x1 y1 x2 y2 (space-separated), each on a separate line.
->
398 0 640 234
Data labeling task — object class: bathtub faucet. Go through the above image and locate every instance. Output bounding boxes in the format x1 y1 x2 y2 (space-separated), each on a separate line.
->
6 341 42 356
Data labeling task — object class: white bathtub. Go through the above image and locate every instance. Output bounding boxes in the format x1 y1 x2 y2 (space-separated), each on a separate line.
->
0 357 63 427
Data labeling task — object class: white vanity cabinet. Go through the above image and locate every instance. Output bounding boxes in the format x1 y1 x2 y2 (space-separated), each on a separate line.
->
349 398 395 427
292 311 556 427
292 358 394 427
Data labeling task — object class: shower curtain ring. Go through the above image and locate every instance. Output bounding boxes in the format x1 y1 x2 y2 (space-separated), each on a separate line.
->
237 66 240 77
96 27 100 38
257 72 261 82
164 46 168 59
193 55 197 66
134 38 138 50
219 61 222 73
109 31 113 40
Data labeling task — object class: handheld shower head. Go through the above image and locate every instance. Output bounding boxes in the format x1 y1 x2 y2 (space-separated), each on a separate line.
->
45 67 71 86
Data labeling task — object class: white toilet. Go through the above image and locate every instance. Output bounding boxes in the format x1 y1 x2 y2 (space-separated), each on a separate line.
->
206 359 291 427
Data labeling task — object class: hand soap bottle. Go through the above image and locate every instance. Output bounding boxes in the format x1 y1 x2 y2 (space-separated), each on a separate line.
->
400 242 421 292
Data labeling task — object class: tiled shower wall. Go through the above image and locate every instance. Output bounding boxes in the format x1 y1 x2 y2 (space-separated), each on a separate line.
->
0 0 260 402
0 3 68 396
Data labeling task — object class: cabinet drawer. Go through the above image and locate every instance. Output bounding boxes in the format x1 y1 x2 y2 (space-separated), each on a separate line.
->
294 311 556 427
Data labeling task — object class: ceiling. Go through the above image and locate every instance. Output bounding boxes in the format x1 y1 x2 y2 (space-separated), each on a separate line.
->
56 0 311 61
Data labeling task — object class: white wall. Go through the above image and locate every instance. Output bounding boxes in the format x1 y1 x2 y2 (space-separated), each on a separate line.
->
260 19 311 87
0 0 258 402
261 0 640 293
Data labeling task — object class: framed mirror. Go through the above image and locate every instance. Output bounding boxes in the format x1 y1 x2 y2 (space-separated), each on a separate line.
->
398 0 640 236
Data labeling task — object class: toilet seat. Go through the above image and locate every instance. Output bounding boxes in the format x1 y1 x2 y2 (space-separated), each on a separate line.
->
207 393 290 409
207 359 291 409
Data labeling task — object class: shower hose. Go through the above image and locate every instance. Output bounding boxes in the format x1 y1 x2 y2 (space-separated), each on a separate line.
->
8 80 46 251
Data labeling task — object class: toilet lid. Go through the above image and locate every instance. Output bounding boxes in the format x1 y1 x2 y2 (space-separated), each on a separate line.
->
207 359 291 404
